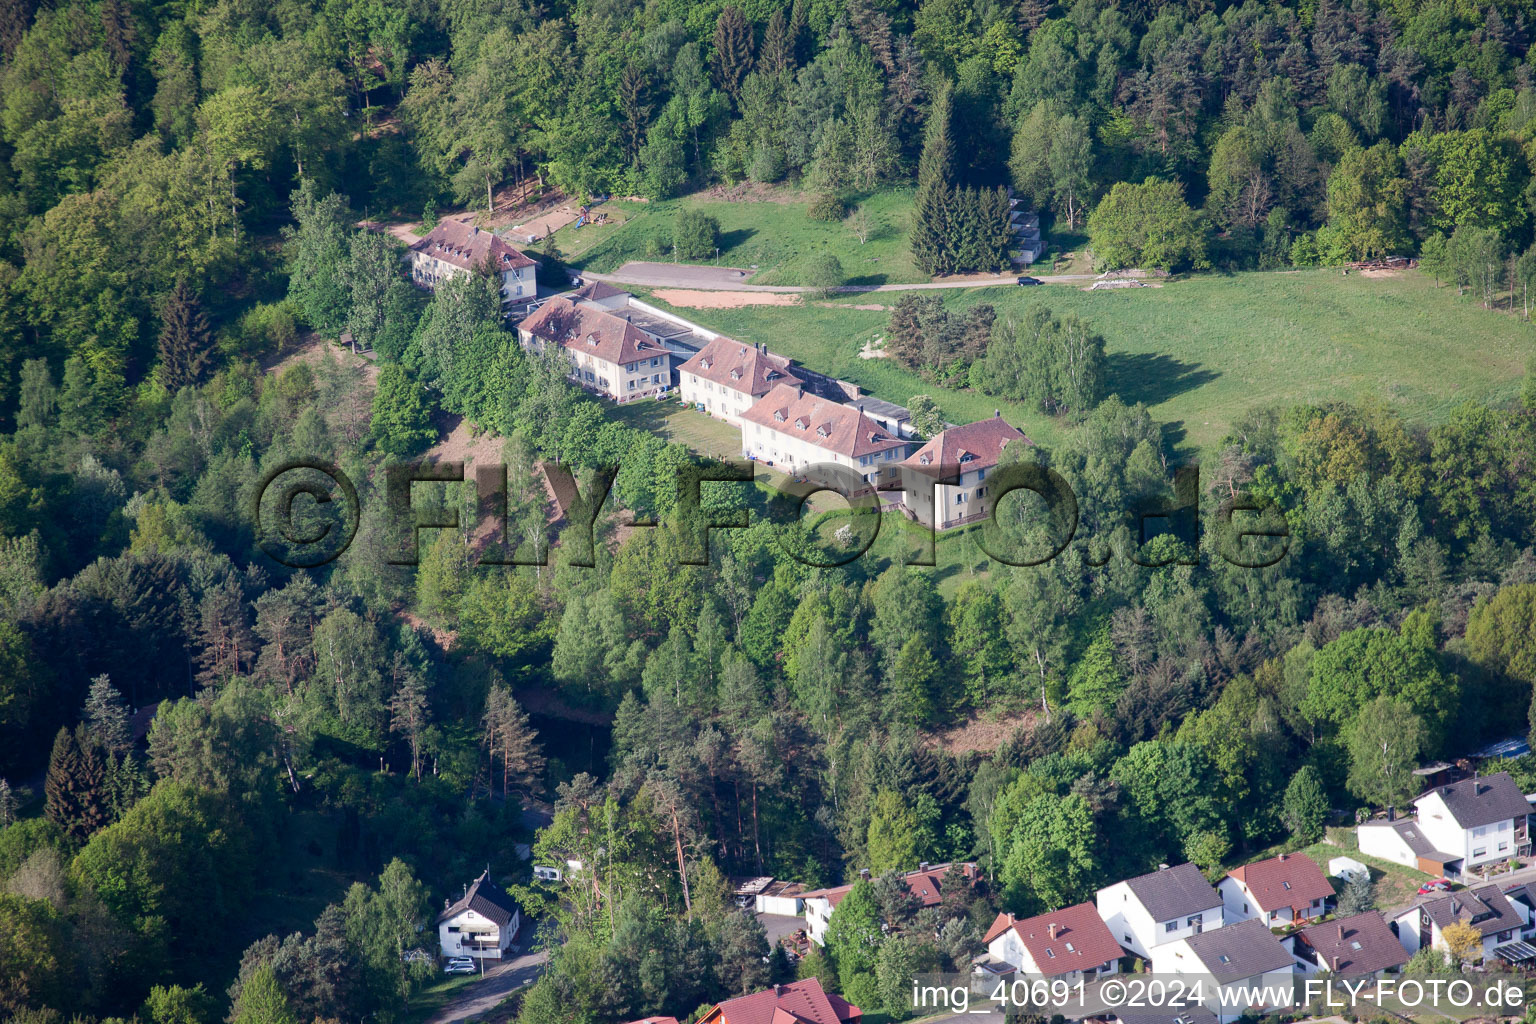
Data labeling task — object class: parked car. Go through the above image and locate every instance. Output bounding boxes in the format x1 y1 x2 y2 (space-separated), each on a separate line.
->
1418 878 1450 894
1017 276 1041 286
444 957 477 975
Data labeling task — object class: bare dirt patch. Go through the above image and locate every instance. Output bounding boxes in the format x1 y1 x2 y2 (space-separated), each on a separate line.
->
264 332 380 386
698 181 801 203
924 710 1039 754
858 338 888 359
1359 268 1404 278
650 288 804 309
425 413 506 467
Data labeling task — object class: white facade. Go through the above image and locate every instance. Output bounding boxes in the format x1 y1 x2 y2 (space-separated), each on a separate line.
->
985 929 1120 983
1357 822 1423 870
1416 791 1520 869
740 420 905 483
410 251 535 306
1095 880 1224 960
804 895 835 946
1389 907 1519 960
438 904 520 960
901 463 997 531
1153 943 1294 1023
681 372 759 427
1218 877 1326 926
519 329 672 402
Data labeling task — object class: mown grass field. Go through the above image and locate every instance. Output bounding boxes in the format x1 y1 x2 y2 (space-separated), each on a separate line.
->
638 269 1536 454
564 187 924 286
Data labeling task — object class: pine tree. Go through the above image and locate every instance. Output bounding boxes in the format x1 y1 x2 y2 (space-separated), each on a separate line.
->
45 725 109 844
911 82 957 276
483 683 546 802
388 656 430 781
712 7 755 104
157 278 213 392
760 8 792 73
83 674 132 756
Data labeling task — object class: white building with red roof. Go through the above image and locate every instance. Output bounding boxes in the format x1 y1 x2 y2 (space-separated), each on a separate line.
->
983 903 1124 981
407 220 538 309
517 294 675 403
679 338 802 428
896 415 1030 530
739 383 911 483
1218 852 1332 927
801 862 975 946
696 979 861 1024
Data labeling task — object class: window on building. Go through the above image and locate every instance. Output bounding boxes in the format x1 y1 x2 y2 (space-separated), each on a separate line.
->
1165 921 1178 933
1474 847 1487 858
956 493 965 504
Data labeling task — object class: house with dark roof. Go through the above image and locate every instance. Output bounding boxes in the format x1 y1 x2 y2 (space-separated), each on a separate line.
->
408 221 538 309
983 903 1124 981
1218 852 1333 927
1411 772 1531 874
801 862 976 946
1356 816 1463 877
1153 919 1296 1023
695 978 861 1024
896 415 1031 530
518 295 675 402
1501 880 1536 940
679 338 802 428
740 383 912 483
1389 883 1524 960
436 870 522 960
1096 862 1226 959
1285 912 1408 977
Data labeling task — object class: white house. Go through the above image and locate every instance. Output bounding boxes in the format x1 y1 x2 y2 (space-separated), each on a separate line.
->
1356 817 1462 877
1411 772 1532 875
802 863 974 946
1389 884 1524 961
1218 852 1332 927
1153 918 1295 1024
1096 862 1225 961
678 338 802 428
436 870 522 960
983 903 1123 982
518 295 675 403
739 383 911 484
896 416 1031 531
407 221 537 308
1285 911 1408 978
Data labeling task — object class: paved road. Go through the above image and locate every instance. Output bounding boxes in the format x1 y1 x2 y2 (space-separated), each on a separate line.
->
584 261 1099 294
425 949 549 1024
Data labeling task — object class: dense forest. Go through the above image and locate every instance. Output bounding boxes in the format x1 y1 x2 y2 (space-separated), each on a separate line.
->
5 0 1536 1021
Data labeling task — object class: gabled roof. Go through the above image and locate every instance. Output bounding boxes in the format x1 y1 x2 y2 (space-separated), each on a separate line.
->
899 416 1029 475
570 280 627 302
409 220 536 271
1179 919 1295 982
705 979 860 1024
1294 912 1408 976
983 903 1123 976
741 384 909 459
435 870 520 927
679 337 802 398
1116 863 1224 922
1226 852 1333 914
1418 772 1532 829
801 863 975 910
519 296 671 366
1419 884 1523 936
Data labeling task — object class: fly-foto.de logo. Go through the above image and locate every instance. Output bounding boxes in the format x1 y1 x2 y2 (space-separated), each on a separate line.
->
252 458 1292 570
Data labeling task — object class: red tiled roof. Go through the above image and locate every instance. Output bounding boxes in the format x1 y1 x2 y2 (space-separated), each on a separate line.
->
741 384 909 460
1294 912 1408 976
705 979 861 1024
900 417 1029 474
800 863 976 910
519 296 670 366
1226 852 1333 914
409 220 536 271
984 903 1123 976
679 337 802 398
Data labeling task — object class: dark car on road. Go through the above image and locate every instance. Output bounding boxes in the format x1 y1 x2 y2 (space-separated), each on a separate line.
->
1017 276 1041 285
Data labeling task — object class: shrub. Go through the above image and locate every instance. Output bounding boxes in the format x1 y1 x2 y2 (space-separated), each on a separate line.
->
673 209 721 261
807 192 847 221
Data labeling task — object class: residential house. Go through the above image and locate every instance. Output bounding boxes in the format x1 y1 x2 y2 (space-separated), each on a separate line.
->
740 383 912 484
1389 884 1524 960
1152 918 1296 1024
436 870 522 960
517 295 675 402
407 221 537 309
1096 862 1226 960
695 979 861 1024
802 862 975 946
1356 818 1463 878
1218 852 1332 927
983 903 1123 982
679 338 802 428
1285 912 1408 978
896 415 1030 530
1409 772 1531 875
1501 881 1536 939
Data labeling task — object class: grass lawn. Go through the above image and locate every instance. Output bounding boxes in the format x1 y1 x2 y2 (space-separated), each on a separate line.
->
639 268 1536 455
606 395 744 459
565 187 924 286
403 973 481 1024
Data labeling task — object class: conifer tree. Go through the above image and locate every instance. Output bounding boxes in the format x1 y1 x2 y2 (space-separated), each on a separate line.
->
911 82 957 276
0 777 14 829
44 725 109 844
483 683 546 802
712 7 755 104
388 656 430 781
83 674 132 756
157 278 212 392
760 8 792 74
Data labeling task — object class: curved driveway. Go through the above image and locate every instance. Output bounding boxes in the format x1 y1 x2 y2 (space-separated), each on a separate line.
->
582 261 1098 293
